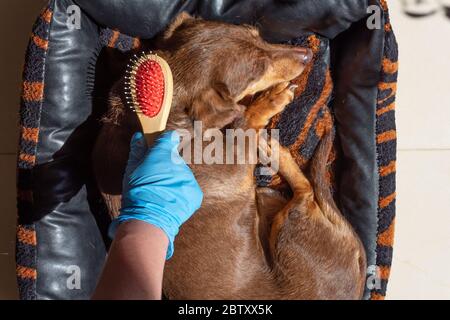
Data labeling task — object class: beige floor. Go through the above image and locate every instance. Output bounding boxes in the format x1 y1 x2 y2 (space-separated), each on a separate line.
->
0 1 449 300
0 0 48 299
386 1 450 300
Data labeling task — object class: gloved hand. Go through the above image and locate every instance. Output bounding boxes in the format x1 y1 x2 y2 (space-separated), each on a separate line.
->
109 131 203 259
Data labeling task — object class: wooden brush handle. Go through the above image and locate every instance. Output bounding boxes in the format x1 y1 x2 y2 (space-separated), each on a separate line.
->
131 54 174 146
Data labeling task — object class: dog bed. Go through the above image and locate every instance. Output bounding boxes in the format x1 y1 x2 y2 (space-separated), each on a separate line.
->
16 0 398 300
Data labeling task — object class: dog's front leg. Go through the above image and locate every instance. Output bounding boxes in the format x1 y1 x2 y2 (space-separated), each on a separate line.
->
243 82 295 131
228 82 295 174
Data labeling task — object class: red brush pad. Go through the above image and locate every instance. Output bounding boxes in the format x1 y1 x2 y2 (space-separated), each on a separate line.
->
135 60 165 118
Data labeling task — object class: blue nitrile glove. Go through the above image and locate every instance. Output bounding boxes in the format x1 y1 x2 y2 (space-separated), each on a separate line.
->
108 131 203 259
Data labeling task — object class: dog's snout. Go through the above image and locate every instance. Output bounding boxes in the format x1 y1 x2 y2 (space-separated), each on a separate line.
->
293 48 313 64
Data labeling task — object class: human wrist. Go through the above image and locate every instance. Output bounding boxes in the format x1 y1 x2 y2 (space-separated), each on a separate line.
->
109 209 179 259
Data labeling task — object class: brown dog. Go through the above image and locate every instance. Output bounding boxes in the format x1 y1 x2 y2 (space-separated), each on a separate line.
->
93 13 367 300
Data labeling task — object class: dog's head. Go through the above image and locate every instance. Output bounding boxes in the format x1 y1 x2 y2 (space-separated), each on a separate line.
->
156 13 312 126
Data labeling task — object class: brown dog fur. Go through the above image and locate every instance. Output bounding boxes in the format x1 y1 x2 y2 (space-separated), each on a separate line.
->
92 13 367 300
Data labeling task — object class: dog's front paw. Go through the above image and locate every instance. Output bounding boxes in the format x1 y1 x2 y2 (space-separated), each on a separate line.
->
245 82 296 129
257 82 296 114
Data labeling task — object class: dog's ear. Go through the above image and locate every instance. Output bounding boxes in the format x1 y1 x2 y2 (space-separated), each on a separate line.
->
190 84 241 128
164 12 195 40
192 84 237 115
190 56 270 124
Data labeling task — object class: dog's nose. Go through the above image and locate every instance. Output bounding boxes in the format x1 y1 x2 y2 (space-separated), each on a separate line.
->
293 48 313 64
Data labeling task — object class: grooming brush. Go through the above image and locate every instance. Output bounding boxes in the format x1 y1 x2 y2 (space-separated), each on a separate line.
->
124 52 174 145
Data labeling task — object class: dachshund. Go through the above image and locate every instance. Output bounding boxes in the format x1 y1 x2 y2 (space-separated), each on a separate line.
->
92 12 367 300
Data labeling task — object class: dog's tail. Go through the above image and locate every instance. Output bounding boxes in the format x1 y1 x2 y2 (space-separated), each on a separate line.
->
309 129 339 214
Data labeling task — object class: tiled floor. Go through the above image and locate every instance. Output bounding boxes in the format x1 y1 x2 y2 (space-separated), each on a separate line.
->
391 2 450 151
389 151 450 299
385 1 450 300
0 1 449 300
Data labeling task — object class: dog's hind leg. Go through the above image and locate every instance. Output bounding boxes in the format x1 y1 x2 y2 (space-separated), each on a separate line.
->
266 142 366 299
267 146 316 257
255 188 288 266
